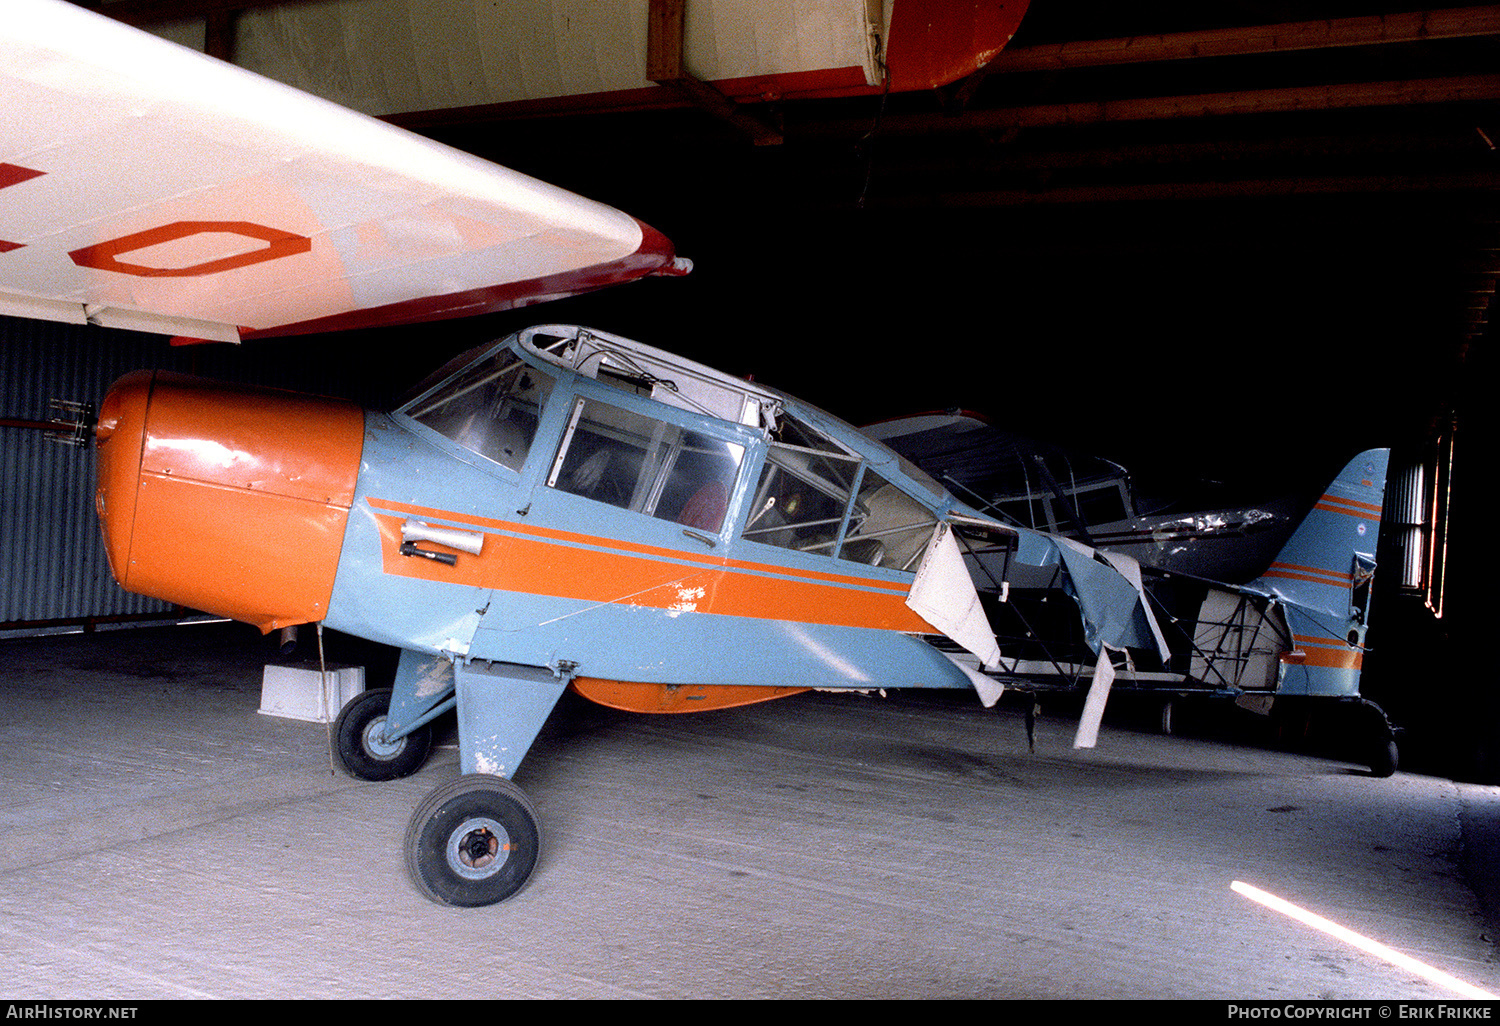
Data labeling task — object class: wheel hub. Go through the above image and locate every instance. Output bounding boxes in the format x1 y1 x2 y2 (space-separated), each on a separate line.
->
361 716 405 760
462 830 497 866
447 816 511 879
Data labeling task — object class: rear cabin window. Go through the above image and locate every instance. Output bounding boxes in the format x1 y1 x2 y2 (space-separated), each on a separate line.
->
745 414 938 571
745 442 859 556
842 468 940 571
548 397 744 533
409 357 555 474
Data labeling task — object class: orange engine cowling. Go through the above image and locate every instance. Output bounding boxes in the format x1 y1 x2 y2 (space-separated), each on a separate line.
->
93 370 365 632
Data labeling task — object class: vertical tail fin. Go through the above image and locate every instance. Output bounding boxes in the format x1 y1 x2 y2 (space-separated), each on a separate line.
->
1251 448 1390 696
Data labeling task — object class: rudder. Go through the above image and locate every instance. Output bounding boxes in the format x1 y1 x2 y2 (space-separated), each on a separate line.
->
1249 448 1390 696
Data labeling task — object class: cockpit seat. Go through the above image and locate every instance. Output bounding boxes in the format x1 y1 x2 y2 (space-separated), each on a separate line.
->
678 480 729 532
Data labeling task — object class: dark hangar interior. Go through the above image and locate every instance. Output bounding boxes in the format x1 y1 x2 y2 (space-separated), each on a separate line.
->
10 0 1491 769
2 3 1496 804
1 0 1498 1000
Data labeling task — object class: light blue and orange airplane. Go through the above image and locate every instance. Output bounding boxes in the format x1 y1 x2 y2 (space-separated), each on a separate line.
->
2 2 1389 906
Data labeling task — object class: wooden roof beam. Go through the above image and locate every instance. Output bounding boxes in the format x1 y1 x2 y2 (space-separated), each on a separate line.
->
955 7 1500 106
808 75 1500 139
646 0 783 146
983 6 1500 75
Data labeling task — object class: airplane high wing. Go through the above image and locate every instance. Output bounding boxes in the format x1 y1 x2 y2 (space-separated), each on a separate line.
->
0 0 688 344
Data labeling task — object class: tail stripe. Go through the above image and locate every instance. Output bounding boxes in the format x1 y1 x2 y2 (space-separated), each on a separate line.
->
1263 562 1353 587
1313 494 1382 521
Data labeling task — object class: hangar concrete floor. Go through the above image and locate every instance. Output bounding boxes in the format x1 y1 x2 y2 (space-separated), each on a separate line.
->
1 623 1497 1001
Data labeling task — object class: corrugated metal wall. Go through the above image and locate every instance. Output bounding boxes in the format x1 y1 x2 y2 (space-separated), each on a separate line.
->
1 317 172 629
2 312 457 633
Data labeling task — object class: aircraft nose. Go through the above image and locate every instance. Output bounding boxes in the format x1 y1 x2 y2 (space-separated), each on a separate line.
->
94 370 365 631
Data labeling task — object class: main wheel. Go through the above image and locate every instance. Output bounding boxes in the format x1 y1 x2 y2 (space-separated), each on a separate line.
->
333 688 433 781
405 775 541 907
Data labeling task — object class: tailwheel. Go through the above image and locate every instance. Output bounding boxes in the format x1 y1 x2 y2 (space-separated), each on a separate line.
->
405 775 541 907
333 687 433 781
1358 701 1399 779
1367 733 1399 778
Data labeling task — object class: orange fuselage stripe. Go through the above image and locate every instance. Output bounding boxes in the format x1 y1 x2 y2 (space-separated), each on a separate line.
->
368 498 935 633
1290 635 1364 670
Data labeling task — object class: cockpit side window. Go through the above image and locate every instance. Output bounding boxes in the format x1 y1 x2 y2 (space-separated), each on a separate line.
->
547 397 744 533
410 358 555 474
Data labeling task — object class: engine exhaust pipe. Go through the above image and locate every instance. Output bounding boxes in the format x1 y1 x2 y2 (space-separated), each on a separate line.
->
401 520 485 556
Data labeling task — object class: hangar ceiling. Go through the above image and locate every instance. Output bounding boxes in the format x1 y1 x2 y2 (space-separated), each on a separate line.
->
75 0 1497 493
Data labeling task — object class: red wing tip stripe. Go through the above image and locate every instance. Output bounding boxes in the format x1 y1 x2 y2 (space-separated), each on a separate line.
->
1271 561 1352 578
0 240 23 253
1262 571 1345 586
1319 493 1382 512
1314 502 1381 521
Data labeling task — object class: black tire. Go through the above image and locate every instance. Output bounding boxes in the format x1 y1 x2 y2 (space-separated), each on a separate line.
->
1367 737 1399 778
405 775 541 907
1356 701 1399 778
333 688 433 782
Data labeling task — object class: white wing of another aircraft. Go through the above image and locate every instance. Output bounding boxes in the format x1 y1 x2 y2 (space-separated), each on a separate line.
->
0 0 687 343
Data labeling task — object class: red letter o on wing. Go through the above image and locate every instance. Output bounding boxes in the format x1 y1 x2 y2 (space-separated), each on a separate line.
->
69 221 311 277
0 162 47 252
